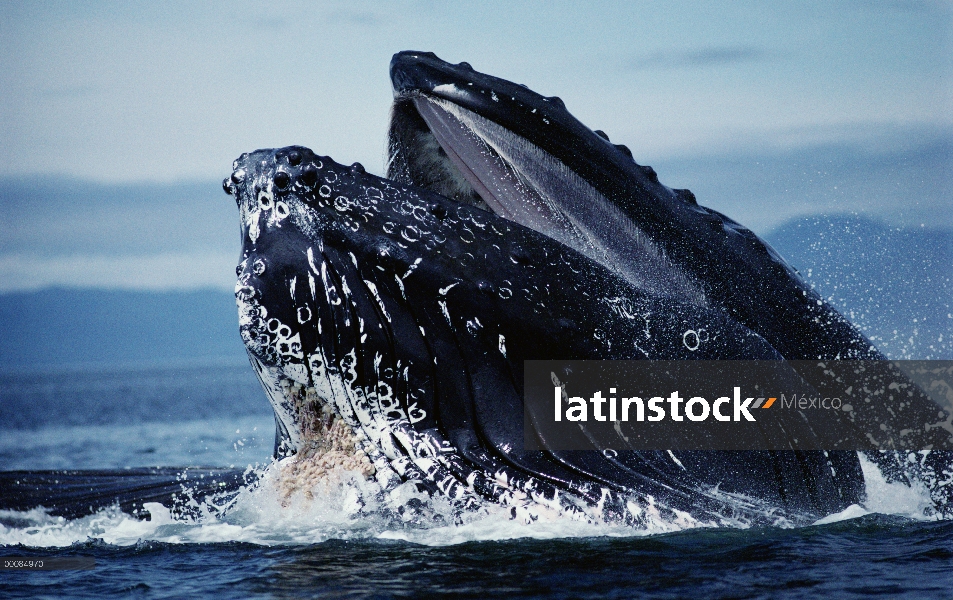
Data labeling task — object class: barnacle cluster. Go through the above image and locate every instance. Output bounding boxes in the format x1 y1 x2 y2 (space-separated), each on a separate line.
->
276 380 375 500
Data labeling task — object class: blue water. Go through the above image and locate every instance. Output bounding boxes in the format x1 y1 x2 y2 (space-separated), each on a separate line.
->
2 362 952 598
0 361 274 469
3 520 952 599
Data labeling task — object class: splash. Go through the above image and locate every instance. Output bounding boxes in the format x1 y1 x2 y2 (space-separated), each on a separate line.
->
1 452 945 549
812 454 942 525
0 461 685 548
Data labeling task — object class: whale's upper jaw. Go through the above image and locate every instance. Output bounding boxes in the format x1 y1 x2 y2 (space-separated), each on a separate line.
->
387 50 883 364
386 52 708 305
389 50 647 181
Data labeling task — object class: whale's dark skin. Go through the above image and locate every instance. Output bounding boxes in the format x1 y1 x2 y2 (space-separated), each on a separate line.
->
213 52 953 525
223 146 871 524
384 51 953 494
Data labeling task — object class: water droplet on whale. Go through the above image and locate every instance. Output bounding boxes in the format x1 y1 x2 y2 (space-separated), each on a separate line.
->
510 247 532 266
476 280 496 294
430 204 448 220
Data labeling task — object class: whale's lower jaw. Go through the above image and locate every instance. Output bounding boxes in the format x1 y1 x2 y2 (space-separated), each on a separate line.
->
244 351 628 524
234 232 794 525
248 359 808 528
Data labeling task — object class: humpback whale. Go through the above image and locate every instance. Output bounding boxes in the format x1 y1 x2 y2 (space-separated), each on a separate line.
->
226 146 808 524
218 52 953 525
229 145 805 521
2 52 947 525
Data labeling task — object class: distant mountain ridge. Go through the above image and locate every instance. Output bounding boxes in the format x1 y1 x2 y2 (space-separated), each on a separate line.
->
0 216 949 368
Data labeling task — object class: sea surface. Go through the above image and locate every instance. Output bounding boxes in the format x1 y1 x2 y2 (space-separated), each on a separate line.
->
2 361 952 599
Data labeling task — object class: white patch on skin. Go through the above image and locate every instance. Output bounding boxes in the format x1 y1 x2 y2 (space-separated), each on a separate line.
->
364 279 391 323
438 300 452 324
432 83 459 94
402 257 423 279
438 282 459 295
668 450 687 471
307 247 321 275
320 262 342 307
251 358 304 452
248 210 261 244
498 334 507 357
394 274 406 300
407 402 427 424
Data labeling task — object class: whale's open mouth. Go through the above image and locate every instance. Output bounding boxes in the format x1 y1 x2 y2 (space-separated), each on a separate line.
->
385 54 705 305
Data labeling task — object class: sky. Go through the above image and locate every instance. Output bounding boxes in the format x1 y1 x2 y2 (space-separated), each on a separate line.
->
0 0 950 291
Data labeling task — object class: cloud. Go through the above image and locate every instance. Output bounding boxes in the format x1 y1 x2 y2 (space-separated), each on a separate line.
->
652 128 952 234
0 252 236 293
326 9 381 26
628 45 772 70
848 0 945 13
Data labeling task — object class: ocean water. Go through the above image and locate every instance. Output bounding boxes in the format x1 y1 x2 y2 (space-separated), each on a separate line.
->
2 362 952 598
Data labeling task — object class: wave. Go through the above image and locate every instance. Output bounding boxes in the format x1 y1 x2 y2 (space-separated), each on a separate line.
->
0 455 943 549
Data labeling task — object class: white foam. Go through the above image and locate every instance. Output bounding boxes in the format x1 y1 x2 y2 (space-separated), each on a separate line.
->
3 453 946 548
0 462 688 548
812 503 868 525
857 453 938 520
810 454 940 526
